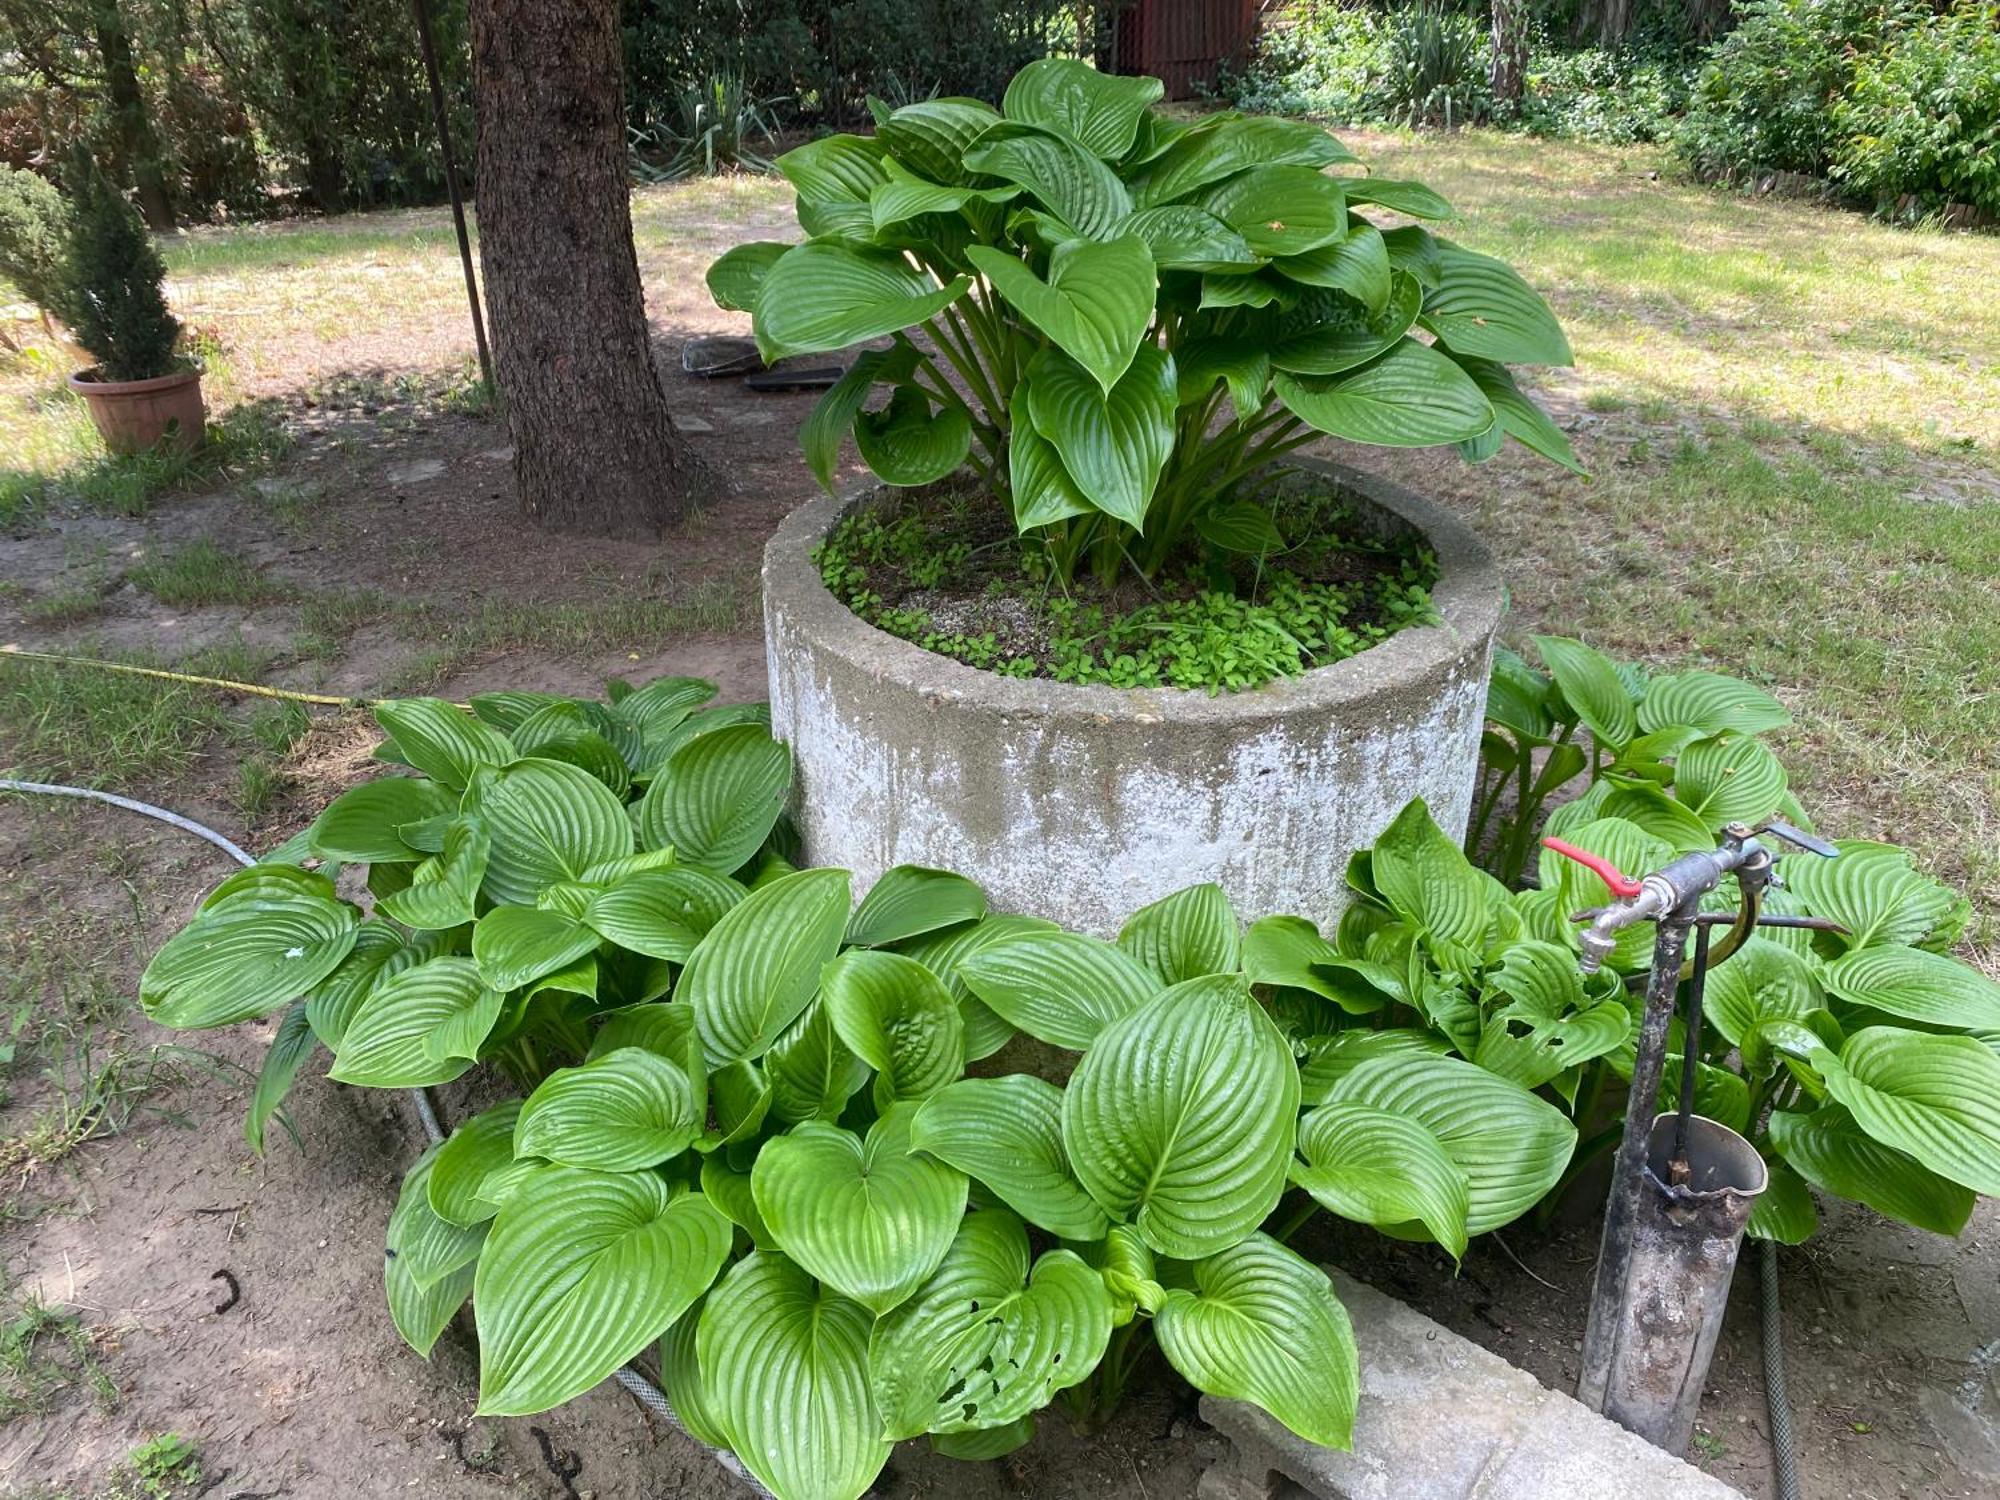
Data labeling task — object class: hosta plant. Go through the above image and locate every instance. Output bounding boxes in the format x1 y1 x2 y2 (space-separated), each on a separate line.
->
708 56 1578 588
140 680 1578 1500
1324 642 1999 1247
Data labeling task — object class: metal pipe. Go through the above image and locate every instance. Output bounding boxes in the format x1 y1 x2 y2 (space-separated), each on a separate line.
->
410 0 493 392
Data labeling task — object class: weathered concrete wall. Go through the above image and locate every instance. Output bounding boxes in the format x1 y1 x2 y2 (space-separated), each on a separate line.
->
1198 1273 1749 1500
762 459 1502 937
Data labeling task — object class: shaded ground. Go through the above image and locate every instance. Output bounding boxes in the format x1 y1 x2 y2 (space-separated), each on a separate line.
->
2 131 1997 1498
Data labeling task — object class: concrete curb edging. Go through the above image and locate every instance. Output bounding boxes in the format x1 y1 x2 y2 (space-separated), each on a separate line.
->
1197 1273 1749 1500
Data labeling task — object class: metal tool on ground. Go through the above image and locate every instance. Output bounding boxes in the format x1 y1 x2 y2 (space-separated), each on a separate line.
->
1547 822 1844 1454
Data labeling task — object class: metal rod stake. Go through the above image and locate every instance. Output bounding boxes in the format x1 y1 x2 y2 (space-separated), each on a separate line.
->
411 0 493 392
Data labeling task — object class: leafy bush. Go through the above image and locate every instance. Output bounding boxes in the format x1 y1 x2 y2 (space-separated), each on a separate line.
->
57 153 182 382
140 677 1584 1498
710 58 1576 597
1518 40 1697 145
1830 3 2000 220
1224 3 1393 121
1378 2 1490 128
1443 637 1993 1244
0 166 72 320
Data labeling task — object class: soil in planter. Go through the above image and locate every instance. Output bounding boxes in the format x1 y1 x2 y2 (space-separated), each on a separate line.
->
811 471 1442 693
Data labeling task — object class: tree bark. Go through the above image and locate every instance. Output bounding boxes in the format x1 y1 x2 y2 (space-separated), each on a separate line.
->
467 0 716 536
93 0 177 230
1490 0 1529 110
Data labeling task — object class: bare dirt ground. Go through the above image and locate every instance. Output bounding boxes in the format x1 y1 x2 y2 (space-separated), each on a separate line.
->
3 155 1997 1499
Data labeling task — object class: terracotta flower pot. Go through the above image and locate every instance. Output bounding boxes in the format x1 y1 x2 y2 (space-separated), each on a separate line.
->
67 365 206 456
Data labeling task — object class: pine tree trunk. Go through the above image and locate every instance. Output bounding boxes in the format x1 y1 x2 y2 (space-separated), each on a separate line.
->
93 0 177 230
467 0 716 536
1490 0 1529 109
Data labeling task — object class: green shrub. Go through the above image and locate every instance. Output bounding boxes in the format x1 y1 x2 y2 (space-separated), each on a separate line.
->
1378 2 1490 127
1224 3 1393 121
630 73 782 183
1830 3 2000 220
0 167 74 320
710 58 1576 604
1518 39 1697 145
58 152 182 383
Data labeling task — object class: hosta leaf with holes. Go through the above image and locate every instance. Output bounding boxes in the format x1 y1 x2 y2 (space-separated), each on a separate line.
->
1698 937 1819 1048
385 1146 482 1356
1532 634 1636 747
513 1047 703 1172
698 1252 890 1500
583 868 743 962
822 949 965 1104
1676 733 1787 828
931 1416 1036 1460
1154 1233 1358 1449
1421 243 1571 365
959 929 1160 1050
472 905 598 993
1275 339 1493 447
1325 1051 1576 1234
964 130 1133 239
141 892 359 1029
377 816 488 930
911 1076 1111 1240
1368 798 1493 953
1021 344 1175 531
967 236 1155 395
1821 945 2000 1032
869 1209 1113 1440
636 723 791 873
1061 974 1297 1258
475 1169 730 1416
751 1108 967 1314
1638 670 1790 737
1276 224 1390 313
853 385 973 486
766 1000 872 1124
1785 842 1967 952
427 1101 522 1227
469 758 632 906
310 776 456 863
755 243 970 363
1197 164 1347 257
1770 1105 1974 1237
373 698 515 791
679 867 851 1064
1293 1103 1470 1261
1118 883 1240 983
1002 57 1162 158
328 956 502 1088
244 1000 316 1154
706 240 789 313
1814 1028 2000 1195
846 865 986 947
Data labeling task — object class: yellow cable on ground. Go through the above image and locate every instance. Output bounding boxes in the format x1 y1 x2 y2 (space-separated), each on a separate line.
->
0 646 467 711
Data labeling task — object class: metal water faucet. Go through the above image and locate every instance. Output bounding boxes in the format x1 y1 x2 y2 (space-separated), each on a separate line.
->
1545 825 1773 973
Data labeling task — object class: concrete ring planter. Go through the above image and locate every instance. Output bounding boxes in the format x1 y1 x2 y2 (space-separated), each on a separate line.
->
763 456 1503 936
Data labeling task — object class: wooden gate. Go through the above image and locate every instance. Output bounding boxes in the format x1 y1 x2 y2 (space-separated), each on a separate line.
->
1109 0 1263 99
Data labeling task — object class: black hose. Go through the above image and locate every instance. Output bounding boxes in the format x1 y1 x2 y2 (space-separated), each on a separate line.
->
1761 1237 1802 1500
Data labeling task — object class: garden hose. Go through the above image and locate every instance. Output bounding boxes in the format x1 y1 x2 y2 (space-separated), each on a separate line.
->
1762 1239 1802 1500
0 777 770 1499
0 646 471 711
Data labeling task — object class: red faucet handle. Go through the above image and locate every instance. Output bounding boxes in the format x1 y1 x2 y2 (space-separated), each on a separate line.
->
1541 837 1644 899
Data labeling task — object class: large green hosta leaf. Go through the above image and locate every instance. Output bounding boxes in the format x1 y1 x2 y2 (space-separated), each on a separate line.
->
385 1146 483 1357
679 867 851 1064
822 948 965 1104
1292 1102 1470 1261
967 236 1155 395
1135 114 1354 206
707 240 790 313
1677 732 1787 828
475 1169 730 1416
1814 1027 2000 1195
1324 1051 1576 1234
142 891 358 1029
1062 974 1298 1258
776 134 889 203
911 1075 1110 1240
329 955 503 1087
877 98 1001 185
1118 206 1258 272
1770 1104 1974 1237
755 243 970 362
800 343 919 492
583 868 744 963
1001 57 1162 159
427 1100 522 1227
471 904 599 993
1275 339 1493 447
309 775 455 863
1154 1233 1358 1450
377 815 489 930
1784 841 1968 953
1197 164 1347 257
1444 353 1584 475
658 1293 733 1449
1020 344 1175 530
1367 798 1494 954
963 131 1132 239
959 928 1160 1050
304 919 451 1048
751 1108 968 1314
1276 224 1390 313
1269 271 1422 377
846 865 986 948
766 1000 872 1124
244 999 316 1153
697 1252 890 1500
870 1209 1113 1440
1342 178 1453 219
1007 395 1096 530
1821 945 2000 1032
1118 882 1239 983
1175 338 1272 423
513 1047 703 1172
1531 632 1635 744
373 698 516 791
1421 243 1572 366
1638 669 1790 737
1703 937 1820 1049
469 758 633 907
852 385 973 486
636 723 791 873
